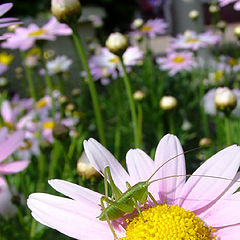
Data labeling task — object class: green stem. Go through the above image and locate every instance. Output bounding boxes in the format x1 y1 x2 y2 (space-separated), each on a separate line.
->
168 111 175 134
20 51 37 102
42 58 56 122
225 115 232 146
70 25 106 145
120 58 139 147
137 103 143 148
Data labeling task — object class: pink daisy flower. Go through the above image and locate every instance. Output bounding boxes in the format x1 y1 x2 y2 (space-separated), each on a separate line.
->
1 17 72 51
156 51 196 75
87 46 143 85
218 0 240 10
0 128 29 176
0 3 22 40
140 18 167 38
171 30 221 51
28 134 240 239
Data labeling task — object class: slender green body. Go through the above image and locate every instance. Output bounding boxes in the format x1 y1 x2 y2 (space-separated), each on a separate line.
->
98 181 149 221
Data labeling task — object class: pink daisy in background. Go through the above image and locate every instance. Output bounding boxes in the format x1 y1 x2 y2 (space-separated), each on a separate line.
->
156 51 196 75
28 134 240 239
139 18 168 38
0 3 22 40
218 0 240 10
1 17 72 51
87 46 143 85
171 30 221 51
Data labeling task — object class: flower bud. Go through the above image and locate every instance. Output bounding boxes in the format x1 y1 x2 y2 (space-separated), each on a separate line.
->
106 32 128 56
199 138 212 148
133 90 146 101
71 88 81 96
234 26 240 39
58 95 68 104
77 152 99 179
209 4 220 14
217 21 226 32
132 18 144 29
214 87 237 113
53 123 69 140
159 96 178 111
51 0 82 24
189 10 199 21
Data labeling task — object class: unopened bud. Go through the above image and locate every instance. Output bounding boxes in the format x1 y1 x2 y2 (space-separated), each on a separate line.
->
132 18 144 29
106 33 128 56
58 95 68 104
133 90 146 101
77 152 99 179
189 10 199 21
199 138 212 148
214 87 237 113
159 96 178 111
71 88 81 96
7 24 20 32
51 0 82 24
53 123 69 140
234 26 240 39
209 5 220 14
217 21 226 32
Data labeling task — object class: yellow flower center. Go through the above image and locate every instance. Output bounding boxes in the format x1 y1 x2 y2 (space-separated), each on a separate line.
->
173 56 185 63
214 70 223 82
42 121 54 130
109 56 120 64
185 37 199 43
19 140 33 151
140 25 152 32
228 58 238 67
0 52 14 66
119 204 217 240
28 29 47 37
36 99 47 109
26 48 41 57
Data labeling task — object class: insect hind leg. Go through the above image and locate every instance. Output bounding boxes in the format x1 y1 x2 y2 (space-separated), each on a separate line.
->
100 197 118 240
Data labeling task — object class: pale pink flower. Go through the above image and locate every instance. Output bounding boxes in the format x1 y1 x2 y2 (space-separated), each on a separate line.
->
140 18 167 38
28 134 240 239
156 51 196 75
0 3 22 40
87 46 143 84
1 17 72 51
0 177 17 217
171 30 221 51
218 0 240 10
0 128 29 176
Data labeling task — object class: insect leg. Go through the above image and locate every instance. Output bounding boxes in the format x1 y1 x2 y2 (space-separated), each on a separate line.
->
131 197 144 220
147 191 158 206
100 197 117 240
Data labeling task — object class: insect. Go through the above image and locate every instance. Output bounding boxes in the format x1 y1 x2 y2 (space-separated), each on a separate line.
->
97 149 198 239
97 148 239 239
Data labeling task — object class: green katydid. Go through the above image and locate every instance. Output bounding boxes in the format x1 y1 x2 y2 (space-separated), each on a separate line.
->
97 148 198 239
97 147 240 239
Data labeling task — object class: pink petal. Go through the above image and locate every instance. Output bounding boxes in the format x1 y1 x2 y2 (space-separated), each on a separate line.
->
49 179 102 204
126 149 154 183
217 224 240 240
84 138 130 192
0 21 22 28
200 192 240 228
153 134 186 204
178 145 240 212
0 131 24 162
0 160 29 175
27 193 113 240
0 3 13 17
0 127 8 144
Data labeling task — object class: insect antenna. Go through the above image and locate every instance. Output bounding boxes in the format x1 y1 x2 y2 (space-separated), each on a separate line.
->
146 146 201 183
